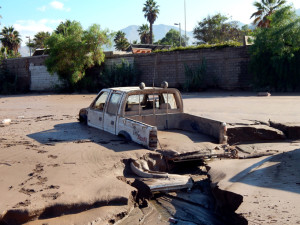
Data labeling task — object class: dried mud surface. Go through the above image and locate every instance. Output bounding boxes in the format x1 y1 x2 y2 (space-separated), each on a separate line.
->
0 93 300 224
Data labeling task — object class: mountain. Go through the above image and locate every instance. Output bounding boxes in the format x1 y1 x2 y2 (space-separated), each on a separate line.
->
121 25 140 43
121 24 195 45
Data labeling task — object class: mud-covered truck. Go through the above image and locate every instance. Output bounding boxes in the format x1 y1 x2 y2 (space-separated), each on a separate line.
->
79 83 227 149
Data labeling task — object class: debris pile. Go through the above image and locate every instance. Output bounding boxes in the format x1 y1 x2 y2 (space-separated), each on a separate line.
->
118 151 247 225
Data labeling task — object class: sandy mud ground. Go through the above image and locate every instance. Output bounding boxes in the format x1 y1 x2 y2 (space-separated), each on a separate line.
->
0 92 299 224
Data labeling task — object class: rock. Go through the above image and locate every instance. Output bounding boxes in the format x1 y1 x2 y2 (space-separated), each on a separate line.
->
1 119 11 125
257 92 271 97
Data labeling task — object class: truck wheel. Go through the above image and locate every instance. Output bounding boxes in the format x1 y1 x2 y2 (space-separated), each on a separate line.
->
79 115 87 124
118 131 132 141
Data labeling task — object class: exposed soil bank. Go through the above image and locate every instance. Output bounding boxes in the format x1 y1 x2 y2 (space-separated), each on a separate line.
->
269 121 300 139
227 125 285 145
207 148 300 225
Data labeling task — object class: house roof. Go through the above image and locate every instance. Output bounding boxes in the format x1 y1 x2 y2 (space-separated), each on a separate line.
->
127 44 171 53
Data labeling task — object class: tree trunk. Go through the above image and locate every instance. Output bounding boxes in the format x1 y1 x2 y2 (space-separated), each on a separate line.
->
150 22 153 44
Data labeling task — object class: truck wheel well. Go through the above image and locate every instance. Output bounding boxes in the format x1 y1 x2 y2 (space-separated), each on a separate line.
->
118 131 132 141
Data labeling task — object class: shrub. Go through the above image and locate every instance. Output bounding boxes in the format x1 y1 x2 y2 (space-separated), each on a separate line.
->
101 60 139 87
184 58 207 92
0 61 17 94
153 41 242 53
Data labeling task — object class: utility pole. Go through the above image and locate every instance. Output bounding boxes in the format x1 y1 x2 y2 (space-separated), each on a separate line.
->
184 0 187 40
26 36 32 56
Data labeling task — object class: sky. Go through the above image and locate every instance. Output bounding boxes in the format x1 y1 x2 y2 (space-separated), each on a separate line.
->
1 0 300 46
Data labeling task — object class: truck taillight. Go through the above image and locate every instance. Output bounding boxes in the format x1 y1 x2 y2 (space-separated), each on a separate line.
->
149 130 157 149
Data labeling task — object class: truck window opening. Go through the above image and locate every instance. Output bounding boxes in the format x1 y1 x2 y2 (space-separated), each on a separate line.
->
125 93 178 113
92 92 108 111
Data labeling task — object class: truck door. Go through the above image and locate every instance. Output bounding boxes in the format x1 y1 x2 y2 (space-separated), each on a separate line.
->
104 91 122 134
87 91 109 130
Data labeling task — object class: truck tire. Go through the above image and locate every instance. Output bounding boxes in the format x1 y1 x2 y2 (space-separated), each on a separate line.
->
79 115 87 124
118 131 132 141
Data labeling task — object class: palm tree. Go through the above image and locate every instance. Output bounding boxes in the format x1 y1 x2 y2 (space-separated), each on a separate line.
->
55 20 73 35
138 24 151 44
114 31 130 51
33 31 50 49
143 0 159 44
1 26 22 54
26 31 51 51
250 0 286 28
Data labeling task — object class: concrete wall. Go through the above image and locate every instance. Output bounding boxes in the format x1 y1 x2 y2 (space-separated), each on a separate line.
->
4 46 251 92
30 63 61 91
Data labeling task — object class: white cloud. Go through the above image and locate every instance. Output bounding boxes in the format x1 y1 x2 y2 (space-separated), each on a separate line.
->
50 1 64 10
50 1 71 11
13 19 63 46
37 1 71 12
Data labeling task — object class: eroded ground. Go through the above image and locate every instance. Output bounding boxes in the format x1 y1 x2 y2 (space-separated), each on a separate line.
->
0 92 300 224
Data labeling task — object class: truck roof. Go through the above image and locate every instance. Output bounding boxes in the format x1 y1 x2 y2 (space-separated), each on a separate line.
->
109 86 165 93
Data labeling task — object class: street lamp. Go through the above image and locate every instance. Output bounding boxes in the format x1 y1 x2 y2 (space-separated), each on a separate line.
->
26 36 32 57
174 23 181 46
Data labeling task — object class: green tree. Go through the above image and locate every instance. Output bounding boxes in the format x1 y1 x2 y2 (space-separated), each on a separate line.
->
250 6 300 91
157 29 188 47
193 14 243 44
143 0 160 44
45 20 111 89
241 25 253 36
251 0 286 28
114 31 130 51
0 26 22 55
138 24 151 44
26 31 50 51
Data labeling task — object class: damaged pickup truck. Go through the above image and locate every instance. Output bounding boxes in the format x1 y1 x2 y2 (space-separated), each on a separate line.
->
79 82 228 150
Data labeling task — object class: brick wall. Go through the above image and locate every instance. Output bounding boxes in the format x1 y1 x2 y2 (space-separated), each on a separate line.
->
105 56 134 68
4 46 252 92
5 56 61 91
5 57 31 91
132 46 251 90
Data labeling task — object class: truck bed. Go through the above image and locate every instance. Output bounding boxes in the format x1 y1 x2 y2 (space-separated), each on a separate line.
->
125 113 227 145
157 130 217 154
